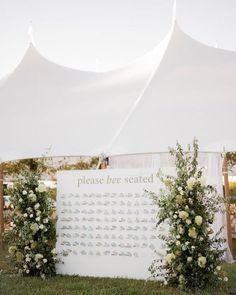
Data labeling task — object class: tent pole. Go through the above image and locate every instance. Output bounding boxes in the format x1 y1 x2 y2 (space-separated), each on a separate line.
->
222 156 233 254
0 162 4 250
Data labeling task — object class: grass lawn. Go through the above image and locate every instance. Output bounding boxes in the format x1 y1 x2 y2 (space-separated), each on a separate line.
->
0 246 236 295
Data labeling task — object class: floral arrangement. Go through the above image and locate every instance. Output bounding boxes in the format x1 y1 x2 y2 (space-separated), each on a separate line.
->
7 168 58 278
149 141 227 289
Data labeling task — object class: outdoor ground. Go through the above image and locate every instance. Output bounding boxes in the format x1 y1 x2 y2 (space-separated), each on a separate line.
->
0 245 236 295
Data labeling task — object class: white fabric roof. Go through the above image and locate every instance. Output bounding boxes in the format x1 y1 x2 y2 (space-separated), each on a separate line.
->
0 32 170 161
108 22 236 155
0 20 236 160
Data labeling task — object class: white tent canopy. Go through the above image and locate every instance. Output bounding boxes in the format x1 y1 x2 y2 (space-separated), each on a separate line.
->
108 22 236 156
0 33 170 161
0 20 236 160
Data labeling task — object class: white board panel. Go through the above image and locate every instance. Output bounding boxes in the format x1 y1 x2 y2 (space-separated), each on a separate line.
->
56 169 167 279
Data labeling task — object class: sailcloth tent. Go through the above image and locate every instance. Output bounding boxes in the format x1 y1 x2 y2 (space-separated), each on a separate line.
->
0 34 170 161
0 20 236 159
107 22 236 156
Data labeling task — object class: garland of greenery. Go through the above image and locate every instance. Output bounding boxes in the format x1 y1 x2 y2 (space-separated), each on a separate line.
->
7 167 58 279
149 141 227 289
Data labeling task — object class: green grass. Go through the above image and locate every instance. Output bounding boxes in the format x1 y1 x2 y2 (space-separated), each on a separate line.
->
0 247 236 295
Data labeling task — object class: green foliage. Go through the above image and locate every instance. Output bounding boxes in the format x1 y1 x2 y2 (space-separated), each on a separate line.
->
6 167 59 278
149 140 227 290
226 152 236 168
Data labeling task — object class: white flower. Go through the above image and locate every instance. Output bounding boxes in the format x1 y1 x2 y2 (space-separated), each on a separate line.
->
186 177 196 190
39 224 44 230
223 277 228 282
187 257 193 262
51 248 57 255
19 198 23 203
216 266 221 271
188 227 197 239
206 227 214 235
176 235 181 239
164 253 176 264
43 258 47 263
179 211 189 220
26 269 30 274
35 253 43 262
38 184 46 193
198 256 207 268
30 214 33 218
22 190 27 195
186 219 192 225
25 257 31 262
177 225 184 234
28 193 37 203
34 203 40 210
23 213 28 218
195 215 203 226
176 195 184 204
176 240 181 246
43 218 48 224
36 217 40 222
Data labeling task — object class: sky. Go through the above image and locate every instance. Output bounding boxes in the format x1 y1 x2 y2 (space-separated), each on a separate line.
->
0 0 236 79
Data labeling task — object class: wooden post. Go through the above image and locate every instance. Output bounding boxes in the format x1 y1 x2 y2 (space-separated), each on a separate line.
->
0 162 4 250
222 156 233 254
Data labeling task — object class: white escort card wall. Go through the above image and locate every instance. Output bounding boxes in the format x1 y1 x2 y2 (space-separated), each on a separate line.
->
56 169 168 279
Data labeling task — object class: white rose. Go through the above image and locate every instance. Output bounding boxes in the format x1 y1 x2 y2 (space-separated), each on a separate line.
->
179 211 189 220
51 248 57 255
198 256 207 268
195 215 203 226
164 253 176 264
28 193 37 203
35 253 43 262
188 227 197 239
38 184 46 193
186 177 196 190
186 219 192 225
